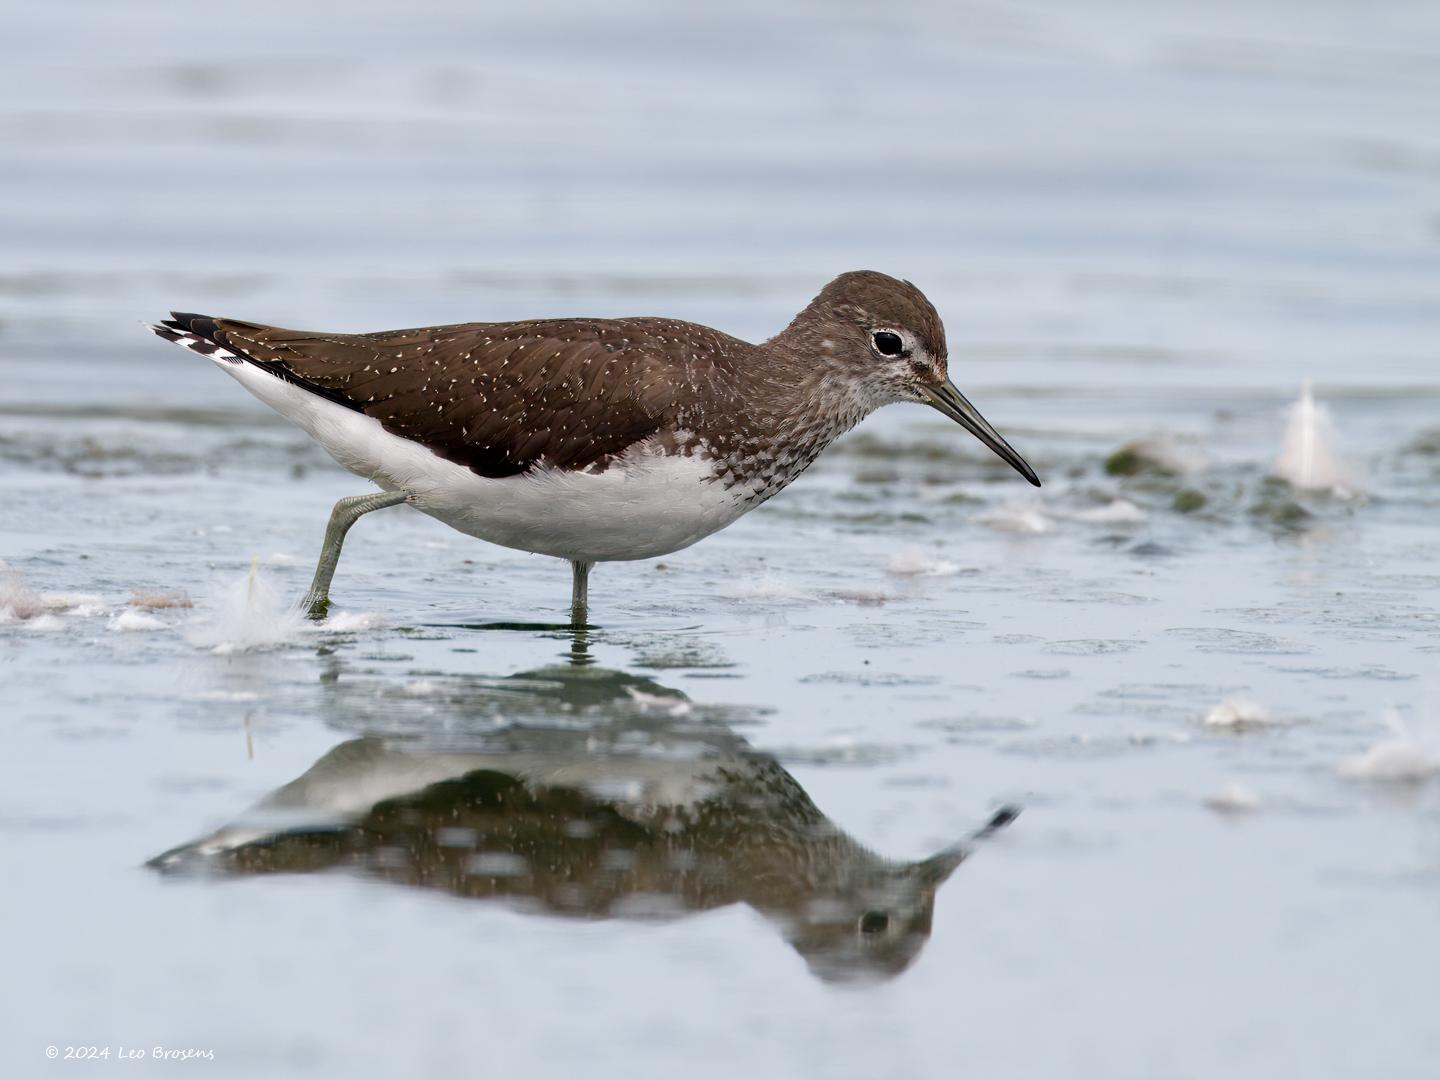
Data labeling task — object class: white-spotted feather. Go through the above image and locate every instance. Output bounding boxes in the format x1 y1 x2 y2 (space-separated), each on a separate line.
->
154 332 751 562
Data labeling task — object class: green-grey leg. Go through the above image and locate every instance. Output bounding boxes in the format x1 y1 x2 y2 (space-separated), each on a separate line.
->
570 560 593 627
300 490 413 620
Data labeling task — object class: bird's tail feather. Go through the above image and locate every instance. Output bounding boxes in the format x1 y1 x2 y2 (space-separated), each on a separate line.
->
146 311 246 365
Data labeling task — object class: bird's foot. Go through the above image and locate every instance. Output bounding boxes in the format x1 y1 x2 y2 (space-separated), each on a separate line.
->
300 591 331 621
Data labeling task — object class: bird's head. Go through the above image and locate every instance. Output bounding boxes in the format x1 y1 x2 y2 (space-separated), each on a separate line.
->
776 270 1040 486
779 843 972 985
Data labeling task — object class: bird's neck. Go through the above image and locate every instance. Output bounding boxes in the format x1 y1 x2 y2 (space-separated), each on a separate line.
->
680 339 877 500
746 351 875 458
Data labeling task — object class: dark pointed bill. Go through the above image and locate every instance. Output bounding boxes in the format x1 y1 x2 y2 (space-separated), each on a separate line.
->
921 381 1041 487
913 805 1022 887
914 845 968 887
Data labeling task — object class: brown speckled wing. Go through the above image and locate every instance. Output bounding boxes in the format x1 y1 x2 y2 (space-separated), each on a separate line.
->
164 313 720 478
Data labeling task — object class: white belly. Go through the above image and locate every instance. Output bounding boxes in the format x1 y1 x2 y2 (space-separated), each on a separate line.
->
222 360 753 562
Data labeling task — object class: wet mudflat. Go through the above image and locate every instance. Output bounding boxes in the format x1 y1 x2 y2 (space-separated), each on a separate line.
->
3 2 1440 1077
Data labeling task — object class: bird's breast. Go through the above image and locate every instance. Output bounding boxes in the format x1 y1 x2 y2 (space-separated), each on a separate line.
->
409 438 755 562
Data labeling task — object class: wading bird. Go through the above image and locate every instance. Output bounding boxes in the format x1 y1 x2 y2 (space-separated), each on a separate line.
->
150 271 1038 621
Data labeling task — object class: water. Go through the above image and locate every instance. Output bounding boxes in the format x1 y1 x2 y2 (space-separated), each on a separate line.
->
3 1 1440 1076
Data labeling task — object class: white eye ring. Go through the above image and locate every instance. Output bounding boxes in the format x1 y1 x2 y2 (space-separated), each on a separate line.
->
870 329 906 357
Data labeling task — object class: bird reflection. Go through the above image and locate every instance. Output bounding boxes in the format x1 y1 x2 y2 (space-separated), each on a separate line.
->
151 633 1016 983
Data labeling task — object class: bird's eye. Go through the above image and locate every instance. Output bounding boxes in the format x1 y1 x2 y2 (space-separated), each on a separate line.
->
871 331 905 357
859 911 890 936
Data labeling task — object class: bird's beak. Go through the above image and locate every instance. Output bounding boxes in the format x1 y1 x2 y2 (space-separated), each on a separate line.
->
921 380 1041 487
914 845 969 887
914 805 1022 887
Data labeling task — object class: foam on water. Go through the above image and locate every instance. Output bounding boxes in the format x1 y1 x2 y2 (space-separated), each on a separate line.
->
723 573 809 604
2 557 154 630
886 547 960 577
626 687 692 717
321 611 387 633
1205 782 1261 814
1066 499 1148 526
0 571 107 623
974 500 1055 535
0 571 46 622
1203 698 1276 730
1336 710 1440 782
44 591 107 615
187 690 262 703
182 560 386 651
128 589 193 610
109 609 167 633
828 588 893 606
1273 380 1359 496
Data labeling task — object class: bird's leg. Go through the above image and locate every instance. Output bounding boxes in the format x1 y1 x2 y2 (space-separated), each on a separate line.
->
569 560 593 627
300 490 413 620
566 625 594 667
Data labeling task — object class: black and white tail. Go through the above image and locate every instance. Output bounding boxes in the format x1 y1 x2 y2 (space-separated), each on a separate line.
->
147 312 246 365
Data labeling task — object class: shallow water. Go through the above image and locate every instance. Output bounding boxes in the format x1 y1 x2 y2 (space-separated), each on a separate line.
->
3 1 1440 1077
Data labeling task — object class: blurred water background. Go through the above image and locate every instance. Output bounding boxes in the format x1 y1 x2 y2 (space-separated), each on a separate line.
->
2 1 1440 1077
